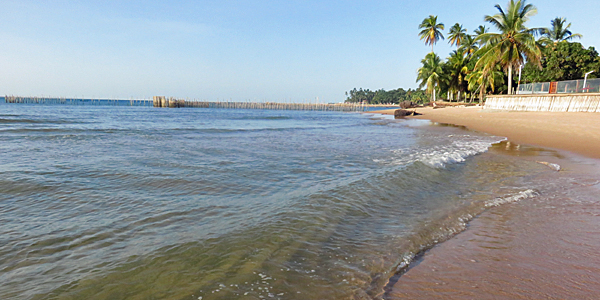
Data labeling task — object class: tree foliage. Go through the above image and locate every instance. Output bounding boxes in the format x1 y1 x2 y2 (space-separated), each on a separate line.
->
445 50 469 100
448 23 467 48
417 52 443 101
522 42 600 82
418 15 445 53
474 25 488 36
344 88 428 104
459 35 479 59
476 0 542 94
346 2 599 105
540 17 582 45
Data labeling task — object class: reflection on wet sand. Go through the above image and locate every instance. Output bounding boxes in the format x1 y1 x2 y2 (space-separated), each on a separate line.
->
386 150 600 299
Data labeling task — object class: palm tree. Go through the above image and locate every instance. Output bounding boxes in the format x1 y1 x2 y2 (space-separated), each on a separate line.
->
448 23 467 48
417 52 443 101
467 65 505 103
474 25 488 36
418 15 445 53
447 50 469 101
540 17 582 44
459 35 479 58
476 0 542 94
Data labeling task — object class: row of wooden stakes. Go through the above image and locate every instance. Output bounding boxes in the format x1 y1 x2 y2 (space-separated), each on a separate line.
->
152 96 367 111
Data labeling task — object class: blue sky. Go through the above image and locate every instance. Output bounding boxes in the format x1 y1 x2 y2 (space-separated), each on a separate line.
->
1 0 598 102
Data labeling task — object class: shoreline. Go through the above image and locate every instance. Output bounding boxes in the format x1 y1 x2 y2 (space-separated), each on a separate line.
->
369 107 600 299
370 106 600 160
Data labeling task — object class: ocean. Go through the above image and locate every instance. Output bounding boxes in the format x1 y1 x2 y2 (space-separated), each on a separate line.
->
0 103 569 299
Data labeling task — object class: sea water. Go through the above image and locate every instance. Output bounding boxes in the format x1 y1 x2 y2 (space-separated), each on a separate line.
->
0 103 565 299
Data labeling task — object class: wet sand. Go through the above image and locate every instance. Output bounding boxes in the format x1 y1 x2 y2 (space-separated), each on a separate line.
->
386 173 600 299
372 106 600 159
370 107 600 299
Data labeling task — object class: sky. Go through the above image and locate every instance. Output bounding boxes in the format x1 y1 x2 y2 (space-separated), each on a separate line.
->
1 0 599 102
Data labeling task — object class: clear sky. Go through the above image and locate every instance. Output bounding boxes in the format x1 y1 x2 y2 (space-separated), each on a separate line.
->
1 0 598 102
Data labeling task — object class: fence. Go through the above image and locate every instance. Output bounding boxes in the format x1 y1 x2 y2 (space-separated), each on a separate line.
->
152 96 367 112
4 95 367 112
4 96 152 106
517 78 600 94
484 94 600 112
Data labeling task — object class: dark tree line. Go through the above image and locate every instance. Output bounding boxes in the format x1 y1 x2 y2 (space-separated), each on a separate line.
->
344 87 428 104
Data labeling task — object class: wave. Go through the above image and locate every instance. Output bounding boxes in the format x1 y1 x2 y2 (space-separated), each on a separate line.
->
381 188 540 298
376 135 507 168
168 126 326 134
420 139 505 168
235 116 293 120
0 118 81 124
485 189 539 207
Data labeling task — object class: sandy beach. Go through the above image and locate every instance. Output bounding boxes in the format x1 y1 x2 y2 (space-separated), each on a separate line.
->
372 106 600 159
371 106 600 299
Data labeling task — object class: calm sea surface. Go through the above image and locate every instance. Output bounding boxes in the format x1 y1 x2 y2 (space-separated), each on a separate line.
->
0 103 563 299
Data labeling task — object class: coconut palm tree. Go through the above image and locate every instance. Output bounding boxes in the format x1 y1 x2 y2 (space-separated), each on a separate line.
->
476 0 542 94
418 15 445 53
417 52 443 101
540 17 582 44
459 35 479 59
467 65 505 103
448 23 467 48
474 25 488 36
447 50 469 101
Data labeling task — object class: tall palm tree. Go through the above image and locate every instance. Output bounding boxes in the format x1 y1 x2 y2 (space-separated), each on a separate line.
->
448 23 467 48
418 15 445 53
459 35 479 58
474 25 488 36
447 50 469 101
540 17 582 44
467 65 505 103
476 0 542 94
417 52 443 101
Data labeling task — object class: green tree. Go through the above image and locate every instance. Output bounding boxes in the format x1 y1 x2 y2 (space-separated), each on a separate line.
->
417 52 443 101
459 35 479 59
344 88 376 104
539 17 582 45
522 41 600 82
418 15 445 53
345 87 428 105
466 65 505 102
474 25 489 36
448 23 467 48
476 0 542 94
446 50 470 101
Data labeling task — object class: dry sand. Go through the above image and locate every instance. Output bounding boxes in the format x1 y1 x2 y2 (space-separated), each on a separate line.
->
372 106 600 159
370 106 600 299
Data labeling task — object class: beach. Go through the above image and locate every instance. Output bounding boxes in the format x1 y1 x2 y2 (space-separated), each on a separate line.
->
372 106 600 299
373 106 600 159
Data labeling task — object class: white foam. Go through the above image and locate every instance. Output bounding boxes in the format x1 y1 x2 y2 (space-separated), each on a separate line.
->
537 161 561 171
485 189 539 208
382 135 506 168
395 252 416 272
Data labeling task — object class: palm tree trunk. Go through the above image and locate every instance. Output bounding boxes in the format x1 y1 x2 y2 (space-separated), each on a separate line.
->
507 66 513 95
479 84 485 104
433 87 436 101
